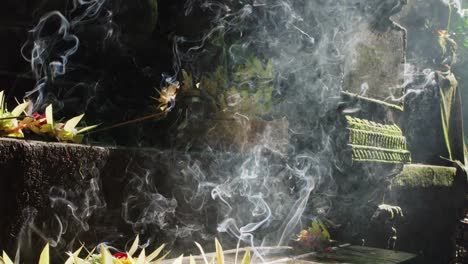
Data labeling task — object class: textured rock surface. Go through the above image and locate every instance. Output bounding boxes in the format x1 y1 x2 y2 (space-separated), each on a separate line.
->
0 143 463 263
387 164 464 264
391 164 457 188
0 137 284 258
342 22 406 107
0 138 172 253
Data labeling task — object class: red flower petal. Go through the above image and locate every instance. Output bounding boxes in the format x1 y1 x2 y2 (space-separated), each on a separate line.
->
114 252 128 259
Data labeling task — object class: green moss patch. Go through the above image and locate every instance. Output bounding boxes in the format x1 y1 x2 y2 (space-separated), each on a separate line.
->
391 164 456 188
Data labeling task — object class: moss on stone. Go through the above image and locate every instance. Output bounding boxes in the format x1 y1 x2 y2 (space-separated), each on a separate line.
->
391 164 456 188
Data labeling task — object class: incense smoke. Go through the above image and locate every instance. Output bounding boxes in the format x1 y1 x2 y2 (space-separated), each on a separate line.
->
12 0 416 260
21 0 109 110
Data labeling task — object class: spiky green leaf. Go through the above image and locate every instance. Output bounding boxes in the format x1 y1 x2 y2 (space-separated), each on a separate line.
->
64 114 84 131
194 242 209 264
65 245 84 264
215 239 224 264
11 101 29 117
147 244 166 262
150 251 171 264
100 245 113 264
0 91 5 114
77 124 99 134
45 105 53 127
172 255 184 264
136 248 146 264
128 235 140 258
38 244 49 264
1 251 13 264
189 255 197 264
241 249 251 264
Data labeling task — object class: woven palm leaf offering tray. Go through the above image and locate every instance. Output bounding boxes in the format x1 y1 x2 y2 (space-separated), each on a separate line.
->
344 116 411 164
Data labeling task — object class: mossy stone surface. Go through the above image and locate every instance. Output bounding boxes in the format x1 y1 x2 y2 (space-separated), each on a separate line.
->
391 164 456 188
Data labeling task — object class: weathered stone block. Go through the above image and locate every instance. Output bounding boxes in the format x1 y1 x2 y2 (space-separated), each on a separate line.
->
343 23 406 107
391 164 457 188
0 138 168 253
387 164 464 263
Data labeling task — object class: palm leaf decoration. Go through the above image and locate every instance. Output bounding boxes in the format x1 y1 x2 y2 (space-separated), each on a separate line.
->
26 104 98 143
240 249 251 264
1 237 254 264
0 90 30 138
215 239 224 264
39 244 50 264
1 251 14 264
0 90 97 143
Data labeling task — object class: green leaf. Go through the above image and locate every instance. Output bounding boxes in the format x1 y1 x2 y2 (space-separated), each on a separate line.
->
128 235 140 257
194 242 209 264
38 243 50 264
77 124 99 134
65 246 84 264
2 251 14 264
439 87 453 160
189 255 197 264
11 101 30 117
241 249 251 264
64 114 84 132
318 221 331 240
45 105 54 127
84 246 97 261
100 245 113 264
0 91 5 114
439 36 447 54
215 238 224 264
136 248 146 264
150 251 171 264
147 244 166 262
172 255 184 264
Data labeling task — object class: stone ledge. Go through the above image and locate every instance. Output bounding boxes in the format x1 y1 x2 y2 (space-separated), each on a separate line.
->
0 137 166 252
0 137 286 255
391 164 457 188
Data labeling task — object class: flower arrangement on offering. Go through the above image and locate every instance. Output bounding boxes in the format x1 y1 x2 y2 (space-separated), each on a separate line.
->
295 219 332 253
0 237 252 264
23 104 99 143
0 90 99 143
0 91 31 138
0 82 181 143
